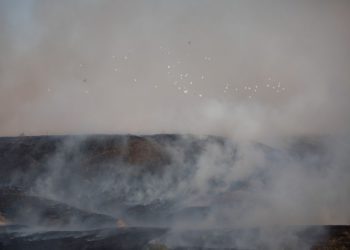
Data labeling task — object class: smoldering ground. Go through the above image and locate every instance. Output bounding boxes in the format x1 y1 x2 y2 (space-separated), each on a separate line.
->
1 0 350 249
0 133 347 249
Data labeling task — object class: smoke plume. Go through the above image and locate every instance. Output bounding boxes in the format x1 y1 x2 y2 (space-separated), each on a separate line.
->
1 1 350 248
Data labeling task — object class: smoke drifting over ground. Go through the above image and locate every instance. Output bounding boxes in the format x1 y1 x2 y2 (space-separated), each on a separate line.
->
1 1 350 249
1 134 350 249
1 0 350 139
27 135 350 227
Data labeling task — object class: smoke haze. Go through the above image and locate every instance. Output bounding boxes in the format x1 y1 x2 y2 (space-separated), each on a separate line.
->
1 0 349 139
1 3 350 248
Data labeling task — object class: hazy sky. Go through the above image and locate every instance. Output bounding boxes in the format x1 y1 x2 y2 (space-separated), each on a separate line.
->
1 0 349 138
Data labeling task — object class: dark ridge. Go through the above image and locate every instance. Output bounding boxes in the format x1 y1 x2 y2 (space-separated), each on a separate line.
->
0 134 235 189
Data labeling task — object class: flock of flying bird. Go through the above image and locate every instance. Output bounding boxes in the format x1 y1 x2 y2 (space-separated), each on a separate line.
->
49 43 287 101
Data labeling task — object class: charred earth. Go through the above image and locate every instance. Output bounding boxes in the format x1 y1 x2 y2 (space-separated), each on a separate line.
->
0 134 348 249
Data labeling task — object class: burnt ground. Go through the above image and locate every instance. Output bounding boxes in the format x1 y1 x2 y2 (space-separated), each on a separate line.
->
0 134 349 249
0 225 349 250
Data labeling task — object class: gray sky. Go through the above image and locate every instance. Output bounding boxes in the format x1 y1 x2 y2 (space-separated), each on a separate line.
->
1 0 350 139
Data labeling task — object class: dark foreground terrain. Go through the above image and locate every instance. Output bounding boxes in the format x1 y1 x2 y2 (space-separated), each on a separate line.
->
0 225 349 249
0 134 348 249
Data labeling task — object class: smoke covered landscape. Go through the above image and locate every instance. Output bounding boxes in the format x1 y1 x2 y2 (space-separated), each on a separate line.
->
1 1 350 249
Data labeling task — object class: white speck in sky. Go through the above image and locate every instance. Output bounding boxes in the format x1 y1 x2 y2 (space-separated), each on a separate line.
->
184 89 188 94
